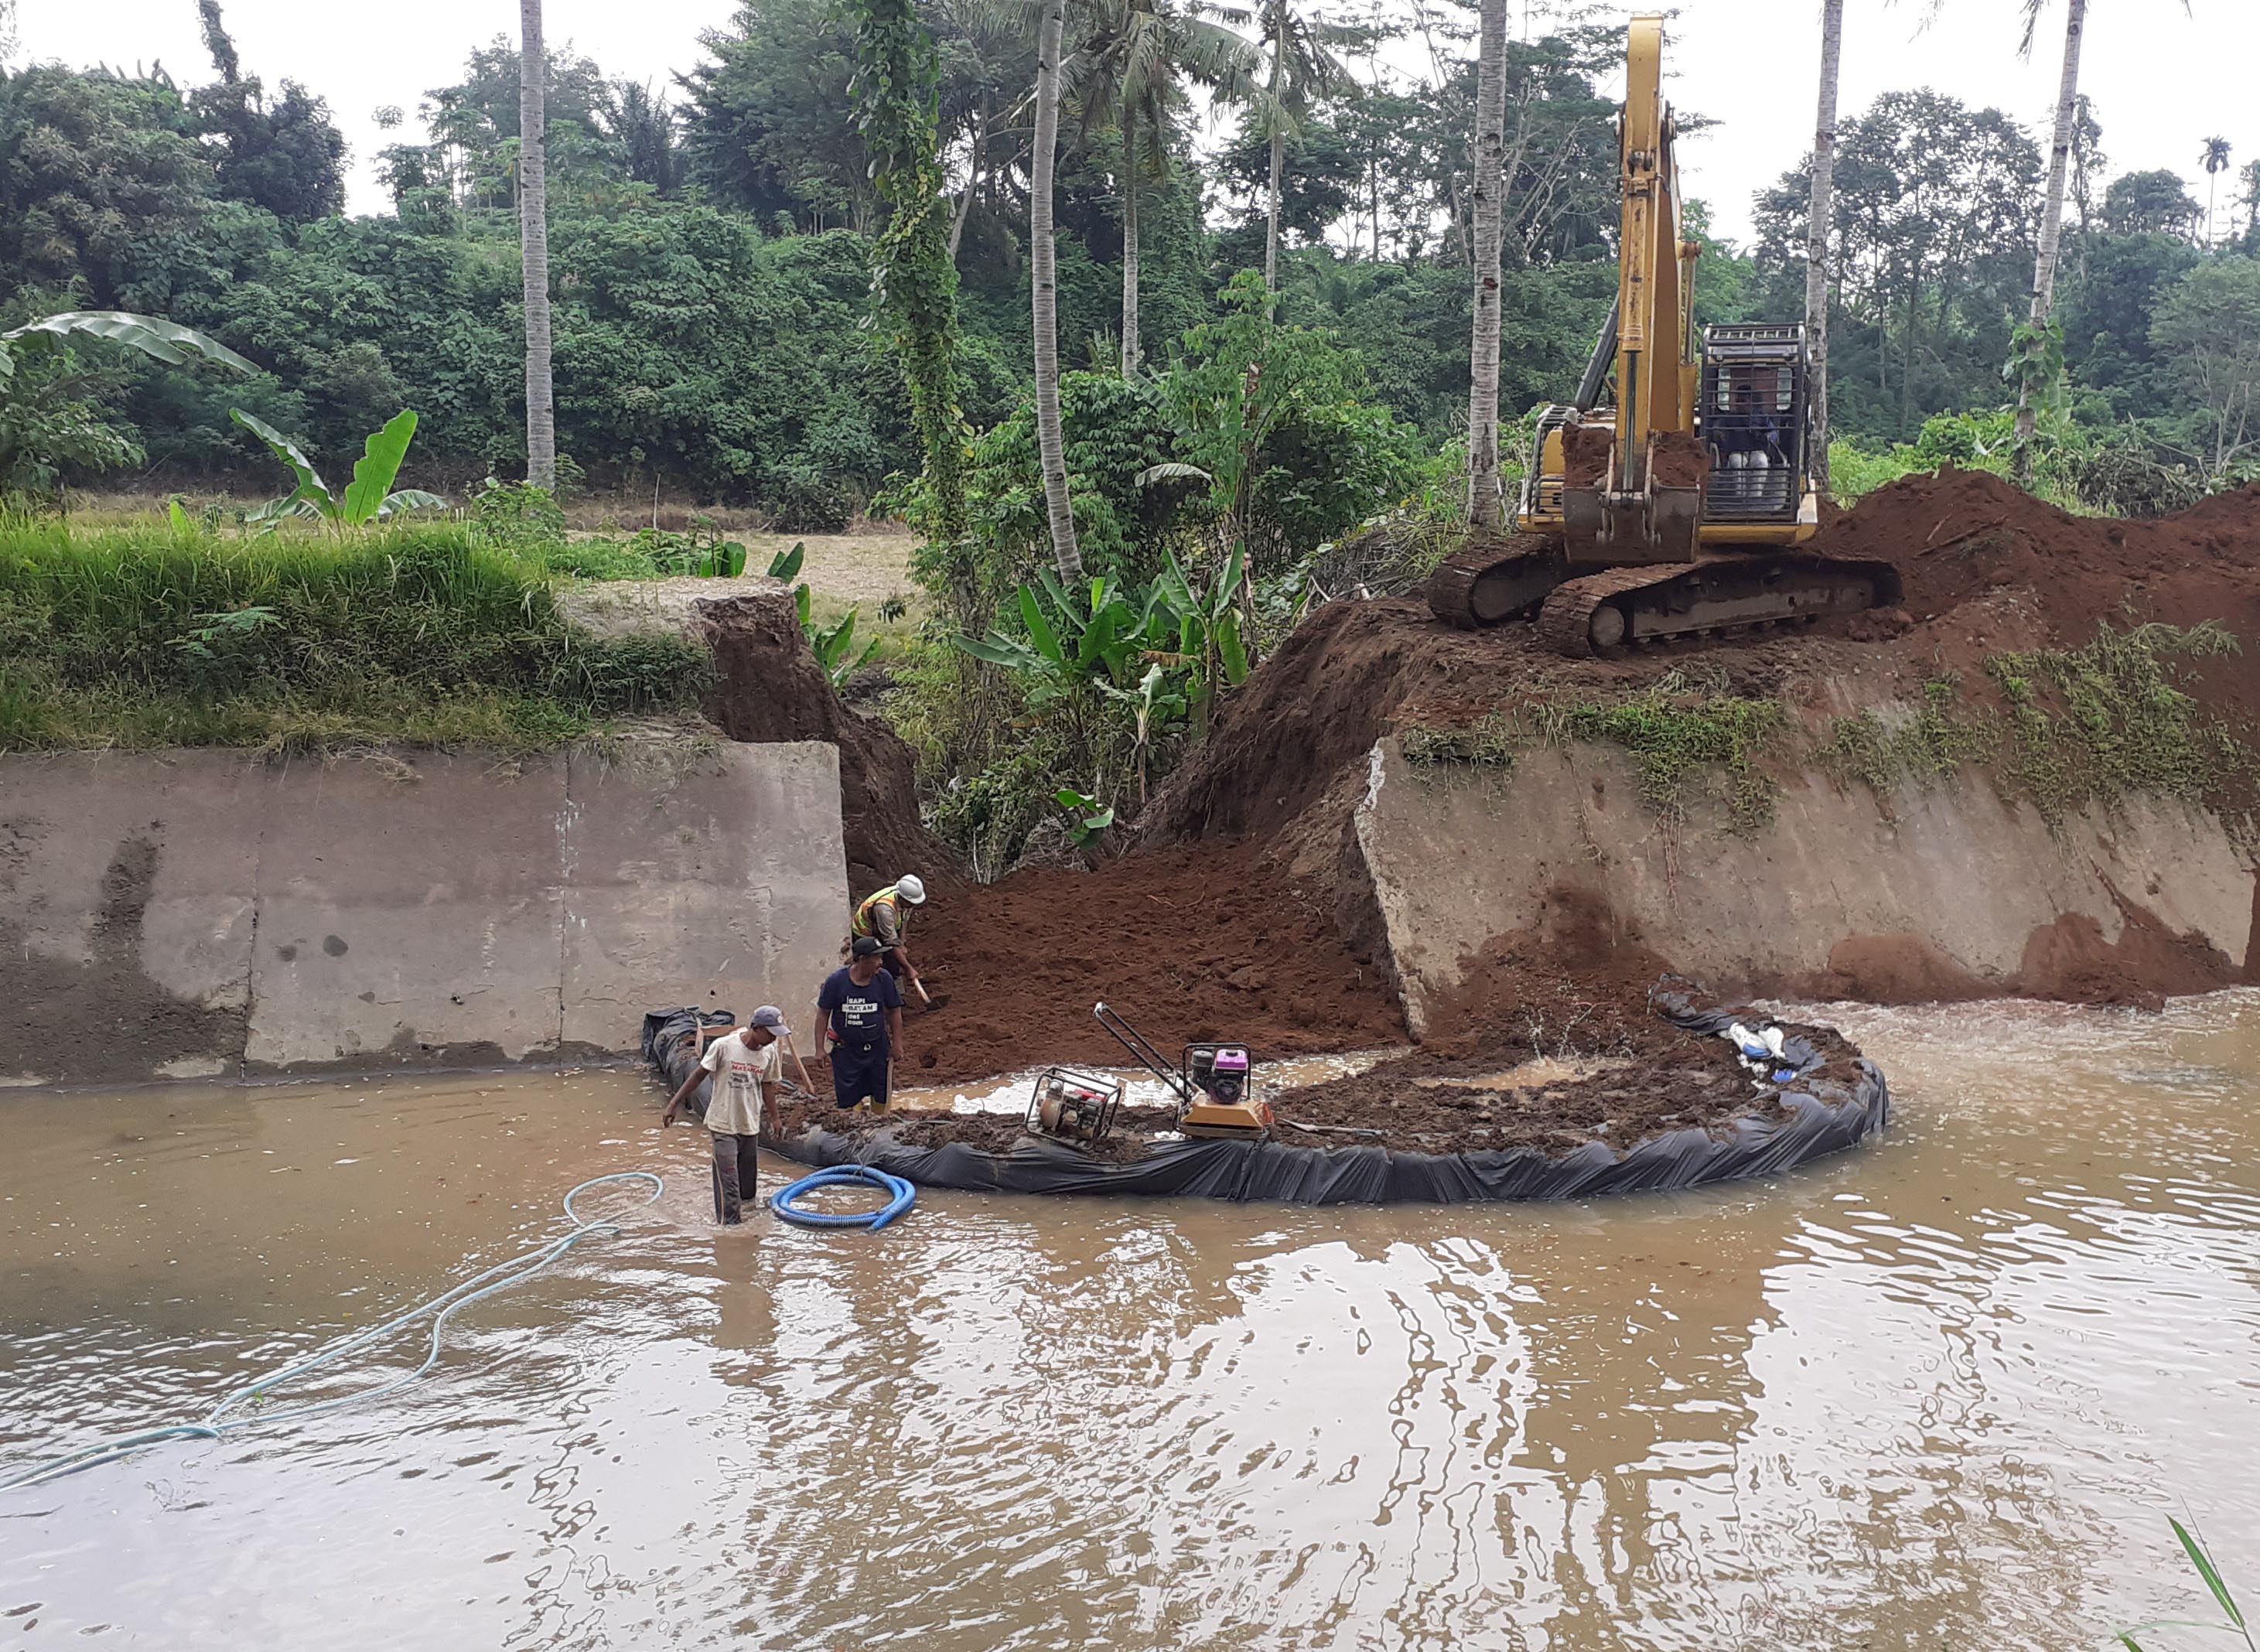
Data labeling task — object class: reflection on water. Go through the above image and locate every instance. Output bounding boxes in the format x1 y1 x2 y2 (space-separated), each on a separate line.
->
2 996 2258 1649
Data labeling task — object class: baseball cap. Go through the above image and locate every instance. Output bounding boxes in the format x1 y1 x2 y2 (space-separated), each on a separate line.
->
749 1005 790 1036
850 937 886 959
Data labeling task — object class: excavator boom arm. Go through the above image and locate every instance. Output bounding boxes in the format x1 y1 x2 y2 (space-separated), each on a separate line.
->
1612 12 1696 488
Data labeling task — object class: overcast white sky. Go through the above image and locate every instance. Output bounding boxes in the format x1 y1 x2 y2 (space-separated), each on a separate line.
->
19 0 2258 247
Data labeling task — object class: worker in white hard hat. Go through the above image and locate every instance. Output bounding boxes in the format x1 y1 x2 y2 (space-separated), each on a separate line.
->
850 874 928 1005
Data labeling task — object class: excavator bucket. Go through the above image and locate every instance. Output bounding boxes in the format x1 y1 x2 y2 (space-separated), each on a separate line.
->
1561 430 1705 567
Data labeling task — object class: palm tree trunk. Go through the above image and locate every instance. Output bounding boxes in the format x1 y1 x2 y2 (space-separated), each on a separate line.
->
1465 0 1507 532
518 0 556 492
1369 147 1381 261
2012 0 2084 486
1263 3 1285 291
1804 0 1842 499
951 97 988 261
1030 0 1083 579
1121 108 1142 377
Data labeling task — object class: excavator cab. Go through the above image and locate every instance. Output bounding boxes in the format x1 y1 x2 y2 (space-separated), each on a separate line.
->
1700 325 1814 528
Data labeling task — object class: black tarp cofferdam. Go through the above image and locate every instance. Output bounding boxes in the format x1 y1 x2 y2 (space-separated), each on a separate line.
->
640 995 1890 1205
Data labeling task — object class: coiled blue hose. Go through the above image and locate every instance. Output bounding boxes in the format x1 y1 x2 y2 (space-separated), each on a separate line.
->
770 1165 916 1230
0 1170 664 1493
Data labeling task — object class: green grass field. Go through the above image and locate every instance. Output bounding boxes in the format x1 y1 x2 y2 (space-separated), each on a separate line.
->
0 516 714 756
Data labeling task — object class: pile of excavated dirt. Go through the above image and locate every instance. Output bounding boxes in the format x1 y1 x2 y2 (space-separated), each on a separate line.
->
1268 894 1866 1154
900 841 1405 1085
683 593 1408 1080
1806 466 2260 721
1142 470 2260 852
695 592 946 890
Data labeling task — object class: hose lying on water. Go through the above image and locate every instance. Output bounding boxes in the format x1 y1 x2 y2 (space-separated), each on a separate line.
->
770 1166 916 1230
0 1170 665 1493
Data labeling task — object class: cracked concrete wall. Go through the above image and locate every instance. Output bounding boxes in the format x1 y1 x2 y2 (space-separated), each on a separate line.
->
1354 736 2258 1037
0 740 846 1084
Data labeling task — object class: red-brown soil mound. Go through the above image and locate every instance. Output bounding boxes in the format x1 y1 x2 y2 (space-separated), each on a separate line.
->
1807 468 2260 719
900 841 1405 1085
1144 468 2260 849
696 592 946 889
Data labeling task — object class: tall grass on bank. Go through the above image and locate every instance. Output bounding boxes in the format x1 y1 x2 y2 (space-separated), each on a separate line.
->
0 517 711 755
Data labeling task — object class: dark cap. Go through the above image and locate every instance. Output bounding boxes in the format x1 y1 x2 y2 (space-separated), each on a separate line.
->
850 937 886 959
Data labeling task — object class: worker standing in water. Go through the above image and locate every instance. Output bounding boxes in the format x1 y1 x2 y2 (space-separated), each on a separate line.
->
852 873 929 1003
815 937 905 1110
662 1005 790 1225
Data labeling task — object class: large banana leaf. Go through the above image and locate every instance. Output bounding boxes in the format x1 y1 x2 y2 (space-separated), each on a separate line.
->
953 632 1050 672
1156 545 1198 621
1213 543 1248 623
1033 568 1083 641
1076 602 1121 676
378 489 448 518
341 410 419 525
3 311 258 380
230 408 333 515
1215 609 1250 685
1019 585 1067 669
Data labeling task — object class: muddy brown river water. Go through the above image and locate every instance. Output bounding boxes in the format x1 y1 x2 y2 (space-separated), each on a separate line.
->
3 995 2258 1650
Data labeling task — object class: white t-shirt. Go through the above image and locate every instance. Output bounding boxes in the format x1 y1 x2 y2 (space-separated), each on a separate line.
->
699 1032 779 1135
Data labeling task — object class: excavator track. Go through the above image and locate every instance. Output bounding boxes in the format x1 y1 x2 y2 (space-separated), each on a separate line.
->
1535 555 1904 657
1425 534 1569 629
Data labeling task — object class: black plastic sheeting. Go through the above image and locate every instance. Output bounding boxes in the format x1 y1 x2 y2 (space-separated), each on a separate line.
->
641 994 1890 1205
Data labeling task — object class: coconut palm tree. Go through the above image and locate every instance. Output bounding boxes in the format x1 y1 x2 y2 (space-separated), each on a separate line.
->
2201 135 2232 246
2009 0 2187 483
1073 0 1257 375
1030 0 1083 579
1464 0 1507 531
1244 0 1353 291
1805 0 1844 497
519 0 555 492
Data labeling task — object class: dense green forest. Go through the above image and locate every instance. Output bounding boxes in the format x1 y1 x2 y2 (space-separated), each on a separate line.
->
9 0 2260 866
12 0 2255 519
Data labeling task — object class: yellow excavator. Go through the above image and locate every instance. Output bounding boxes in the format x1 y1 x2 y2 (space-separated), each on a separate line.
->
1428 13 1900 653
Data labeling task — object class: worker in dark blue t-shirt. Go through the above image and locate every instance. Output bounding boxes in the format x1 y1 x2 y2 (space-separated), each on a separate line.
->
813 937 905 1110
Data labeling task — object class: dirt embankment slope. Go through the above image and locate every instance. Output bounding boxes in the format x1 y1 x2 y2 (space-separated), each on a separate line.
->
1145 469 2260 852
1128 469 2260 1017
746 470 2260 1087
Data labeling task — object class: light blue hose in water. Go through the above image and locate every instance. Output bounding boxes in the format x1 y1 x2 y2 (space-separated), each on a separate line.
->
770 1166 917 1230
0 1170 665 1493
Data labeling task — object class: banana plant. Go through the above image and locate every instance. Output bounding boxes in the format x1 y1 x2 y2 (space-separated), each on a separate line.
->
0 312 254 497
1099 662 1190 803
1156 542 1251 729
953 572 1171 697
810 606 879 688
1053 786 1116 848
231 408 446 531
0 310 255 384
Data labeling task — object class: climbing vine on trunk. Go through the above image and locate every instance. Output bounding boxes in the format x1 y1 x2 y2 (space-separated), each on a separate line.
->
847 0 969 555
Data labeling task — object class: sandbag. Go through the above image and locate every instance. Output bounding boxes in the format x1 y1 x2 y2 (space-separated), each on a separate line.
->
640 1006 739 1121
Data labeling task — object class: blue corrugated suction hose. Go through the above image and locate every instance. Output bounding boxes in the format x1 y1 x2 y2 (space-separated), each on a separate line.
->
770 1166 916 1230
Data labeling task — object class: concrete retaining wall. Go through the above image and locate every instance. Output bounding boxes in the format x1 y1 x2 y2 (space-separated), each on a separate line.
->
1353 737 2258 1036
0 740 847 1084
